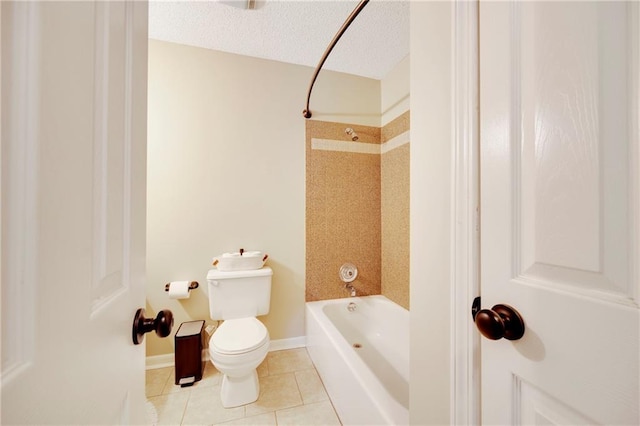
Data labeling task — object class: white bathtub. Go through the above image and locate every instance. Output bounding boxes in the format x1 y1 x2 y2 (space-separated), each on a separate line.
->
305 295 409 425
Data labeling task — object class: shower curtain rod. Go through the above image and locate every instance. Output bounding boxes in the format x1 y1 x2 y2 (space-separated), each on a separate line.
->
302 0 370 119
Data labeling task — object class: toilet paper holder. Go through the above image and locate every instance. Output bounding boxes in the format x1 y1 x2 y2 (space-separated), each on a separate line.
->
165 281 199 292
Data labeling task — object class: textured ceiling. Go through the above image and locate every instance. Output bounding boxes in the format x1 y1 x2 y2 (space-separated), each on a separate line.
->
148 0 410 80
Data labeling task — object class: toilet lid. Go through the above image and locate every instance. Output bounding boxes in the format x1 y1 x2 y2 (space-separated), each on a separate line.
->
211 317 269 355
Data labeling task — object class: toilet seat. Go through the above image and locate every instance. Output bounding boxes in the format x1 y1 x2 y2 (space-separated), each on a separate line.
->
211 317 269 355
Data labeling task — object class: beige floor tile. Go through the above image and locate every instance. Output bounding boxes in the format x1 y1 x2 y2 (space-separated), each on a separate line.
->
163 361 223 394
147 392 190 425
294 369 329 404
146 348 337 426
275 400 341 426
244 373 303 417
199 361 224 387
160 367 178 394
146 367 173 397
213 412 276 426
257 358 269 378
266 348 313 375
181 385 245 425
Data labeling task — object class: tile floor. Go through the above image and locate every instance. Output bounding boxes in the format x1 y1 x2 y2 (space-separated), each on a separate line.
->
146 348 342 426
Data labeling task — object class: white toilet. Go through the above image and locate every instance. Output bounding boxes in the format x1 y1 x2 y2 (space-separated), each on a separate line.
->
206 266 272 408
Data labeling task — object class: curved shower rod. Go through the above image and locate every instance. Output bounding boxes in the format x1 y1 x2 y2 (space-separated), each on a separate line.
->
302 0 370 119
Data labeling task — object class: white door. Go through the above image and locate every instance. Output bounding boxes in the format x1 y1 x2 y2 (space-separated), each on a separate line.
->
1 1 149 424
480 1 639 425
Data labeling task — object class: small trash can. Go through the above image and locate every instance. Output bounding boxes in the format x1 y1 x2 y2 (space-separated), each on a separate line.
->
174 320 205 387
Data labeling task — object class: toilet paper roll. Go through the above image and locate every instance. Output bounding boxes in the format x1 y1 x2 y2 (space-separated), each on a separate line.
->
168 281 191 299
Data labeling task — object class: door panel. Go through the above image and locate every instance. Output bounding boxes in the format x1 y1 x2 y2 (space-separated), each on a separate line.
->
516 1 636 301
480 1 639 424
516 378 596 425
1 1 148 424
92 0 132 310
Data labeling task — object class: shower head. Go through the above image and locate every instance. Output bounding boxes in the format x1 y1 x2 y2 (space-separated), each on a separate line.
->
345 128 359 141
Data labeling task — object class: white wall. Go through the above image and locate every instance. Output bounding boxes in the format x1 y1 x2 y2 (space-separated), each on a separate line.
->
382 55 410 126
146 40 380 357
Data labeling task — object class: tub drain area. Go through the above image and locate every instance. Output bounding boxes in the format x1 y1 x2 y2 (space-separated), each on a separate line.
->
352 343 362 349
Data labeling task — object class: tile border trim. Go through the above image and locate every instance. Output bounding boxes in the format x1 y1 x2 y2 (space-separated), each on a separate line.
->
311 130 410 155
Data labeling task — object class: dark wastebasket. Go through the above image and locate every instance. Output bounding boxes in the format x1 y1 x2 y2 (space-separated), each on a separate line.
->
174 320 205 387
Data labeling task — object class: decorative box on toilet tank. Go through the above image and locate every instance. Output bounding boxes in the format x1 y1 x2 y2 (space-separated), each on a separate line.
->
174 320 205 387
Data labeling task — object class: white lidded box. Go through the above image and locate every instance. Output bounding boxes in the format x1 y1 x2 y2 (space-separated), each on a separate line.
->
212 249 268 271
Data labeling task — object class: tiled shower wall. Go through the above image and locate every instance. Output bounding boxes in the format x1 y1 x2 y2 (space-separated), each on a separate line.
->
305 111 410 308
381 111 410 309
305 120 382 301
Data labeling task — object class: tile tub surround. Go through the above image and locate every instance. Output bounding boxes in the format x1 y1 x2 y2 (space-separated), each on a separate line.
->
306 119 382 303
380 111 410 309
146 348 341 425
305 113 410 309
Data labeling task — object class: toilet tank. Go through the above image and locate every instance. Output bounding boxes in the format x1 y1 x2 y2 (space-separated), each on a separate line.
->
206 266 272 320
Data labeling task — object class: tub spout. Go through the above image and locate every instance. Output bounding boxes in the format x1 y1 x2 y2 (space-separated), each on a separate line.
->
346 283 356 297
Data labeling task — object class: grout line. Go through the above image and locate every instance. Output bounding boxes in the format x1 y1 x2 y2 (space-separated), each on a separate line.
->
151 348 335 425
179 387 191 426
292 368 304 405
161 367 174 395
304 349 343 425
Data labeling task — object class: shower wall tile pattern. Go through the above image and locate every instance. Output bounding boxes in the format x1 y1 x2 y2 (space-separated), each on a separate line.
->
306 120 382 302
381 111 410 309
306 112 410 308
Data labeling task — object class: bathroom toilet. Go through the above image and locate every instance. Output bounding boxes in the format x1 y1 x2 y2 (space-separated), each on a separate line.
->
206 266 272 408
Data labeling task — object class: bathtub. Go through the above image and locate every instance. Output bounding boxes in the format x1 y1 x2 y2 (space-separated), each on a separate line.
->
305 295 409 425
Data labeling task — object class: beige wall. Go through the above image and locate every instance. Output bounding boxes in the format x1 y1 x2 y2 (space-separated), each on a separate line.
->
410 2 453 424
146 40 380 357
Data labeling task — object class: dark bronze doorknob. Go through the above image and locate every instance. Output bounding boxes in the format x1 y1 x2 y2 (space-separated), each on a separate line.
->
132 308 174 345
474 304 525 340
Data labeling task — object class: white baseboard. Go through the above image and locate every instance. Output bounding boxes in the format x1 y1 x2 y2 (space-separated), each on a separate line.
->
145 336 307 370
267 336 306 352
146 353 175 370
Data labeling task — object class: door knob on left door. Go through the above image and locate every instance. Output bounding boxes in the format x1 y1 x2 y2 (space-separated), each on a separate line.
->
132 308 174 345
474 304 525 341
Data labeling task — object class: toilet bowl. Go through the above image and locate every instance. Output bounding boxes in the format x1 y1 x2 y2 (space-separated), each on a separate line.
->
206 267 273 408
208 317 270 407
